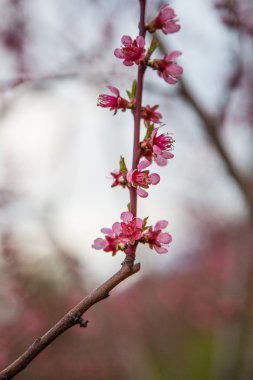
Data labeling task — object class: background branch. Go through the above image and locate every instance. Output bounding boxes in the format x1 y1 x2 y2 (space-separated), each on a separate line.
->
157 37 253 219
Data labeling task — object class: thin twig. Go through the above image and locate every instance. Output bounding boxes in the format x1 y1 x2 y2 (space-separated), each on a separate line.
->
0 262 140 380
0 71 80 91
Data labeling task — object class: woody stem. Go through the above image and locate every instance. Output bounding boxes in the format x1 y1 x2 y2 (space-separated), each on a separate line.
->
130 0 147 219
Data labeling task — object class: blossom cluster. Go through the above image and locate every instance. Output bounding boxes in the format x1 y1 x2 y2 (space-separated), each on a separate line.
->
92 212 172 255
93 3 182 257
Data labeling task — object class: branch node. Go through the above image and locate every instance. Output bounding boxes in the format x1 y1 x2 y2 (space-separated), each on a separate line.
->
121 255 134 268
72 313 88 328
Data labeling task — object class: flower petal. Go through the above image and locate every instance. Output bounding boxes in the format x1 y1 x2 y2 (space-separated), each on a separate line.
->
127 169 134 183
151 128 158 139
137 187 148 198
135 217 143 228
121 35 132 46
150 173 160 185
138 159 151 171
112 222 121 234
160 6 174 18
154 220 168 230
123 60 134 66
107 86 120 96
163 24 180 34
167 63 183 77
164 75 178 84
92 238 107 250
165 50 182 61
154 156 168 166
158 232 172 244
153 145 162 155
162 151 174 159
136 35 145 48
101 228 112 235
121 211 133 222
154 245 168 254
114 48 124 58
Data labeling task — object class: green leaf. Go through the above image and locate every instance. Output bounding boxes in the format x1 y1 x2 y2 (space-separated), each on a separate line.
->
143 216 149 230
145 124 155 139
146 37 159 61
149 36 159 54
126 90 132 100
126 80 137 100
127 202 131 211
131 80 137 98
120 156 128 173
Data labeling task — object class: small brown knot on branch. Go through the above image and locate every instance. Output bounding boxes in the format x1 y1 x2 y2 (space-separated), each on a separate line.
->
72 313 88 328
121 255 134 268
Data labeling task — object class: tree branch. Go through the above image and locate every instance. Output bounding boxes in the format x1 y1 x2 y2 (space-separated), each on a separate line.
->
157 37 253 219
130 0 147 218
0 262 140 380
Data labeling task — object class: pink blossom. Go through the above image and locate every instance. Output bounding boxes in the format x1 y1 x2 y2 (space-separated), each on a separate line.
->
147 4 181 34
97 86 131 114
118 211 144 245
151 51 183 84
141 105 162 126
114 35 146 66
143 220 172 253
92 222 127 256
92 212 145 255
127 159 160 198
141 128 174 166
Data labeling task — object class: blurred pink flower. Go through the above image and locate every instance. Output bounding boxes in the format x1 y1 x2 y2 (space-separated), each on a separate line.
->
119 212 144 245
151 51 183 84
114 35 146 66
92 212 145 255
97 86 131 114
141 105 162 126
143 220 172 253
92 221 126 256
147 4 181 34
151 128 174 166
127 159 160 198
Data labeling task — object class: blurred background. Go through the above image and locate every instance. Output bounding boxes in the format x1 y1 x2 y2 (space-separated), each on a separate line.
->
0 0 253 379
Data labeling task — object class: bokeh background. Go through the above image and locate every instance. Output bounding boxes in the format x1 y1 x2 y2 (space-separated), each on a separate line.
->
0 0 253 379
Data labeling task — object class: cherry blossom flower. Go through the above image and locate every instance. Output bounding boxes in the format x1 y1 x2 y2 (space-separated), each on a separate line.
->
151 51 183 84
92 213 173 256
92 212 145 255
92 222 126 256
142 220 172 253
141 128 174 166
114 35 146 66
97 86 131 114
118 211 144 245
141 105 162 126
146 4 181 34
127 159 160 198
